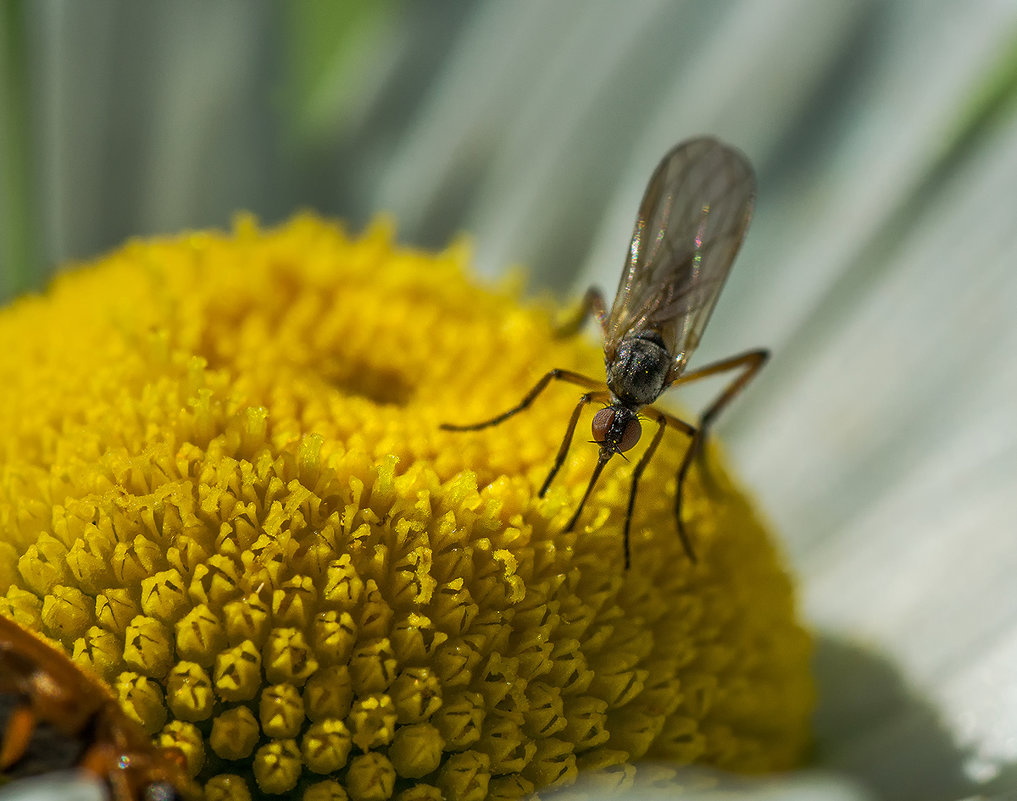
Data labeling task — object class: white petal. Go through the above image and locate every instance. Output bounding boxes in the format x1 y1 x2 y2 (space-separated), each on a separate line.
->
0 774 105 801
543 766 875 801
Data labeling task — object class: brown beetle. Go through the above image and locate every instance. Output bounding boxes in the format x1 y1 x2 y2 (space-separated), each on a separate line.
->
0 615 199 801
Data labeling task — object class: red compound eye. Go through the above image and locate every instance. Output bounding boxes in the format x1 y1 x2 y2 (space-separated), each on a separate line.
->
592 408 615 443
591 408 641 452
617 416 642 452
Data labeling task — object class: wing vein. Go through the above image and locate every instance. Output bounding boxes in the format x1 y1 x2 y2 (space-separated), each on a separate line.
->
604 137 756 379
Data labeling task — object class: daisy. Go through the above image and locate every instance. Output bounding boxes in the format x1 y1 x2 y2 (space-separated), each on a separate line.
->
4 3 1015 800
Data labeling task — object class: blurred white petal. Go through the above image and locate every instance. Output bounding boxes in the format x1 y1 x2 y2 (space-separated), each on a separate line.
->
543 766 875 801
0 770 875 801
0 773 104 801
577 0 873 294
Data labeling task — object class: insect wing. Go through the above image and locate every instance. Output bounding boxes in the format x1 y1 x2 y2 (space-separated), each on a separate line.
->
604 137 756 378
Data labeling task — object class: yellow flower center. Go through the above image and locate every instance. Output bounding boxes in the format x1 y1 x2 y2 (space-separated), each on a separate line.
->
0 214 812 800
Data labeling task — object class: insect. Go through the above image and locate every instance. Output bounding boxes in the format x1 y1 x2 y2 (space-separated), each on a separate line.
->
0 614 198 801
442 137 767 567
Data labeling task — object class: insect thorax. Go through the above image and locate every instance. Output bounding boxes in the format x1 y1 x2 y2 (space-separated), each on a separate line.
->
606 333 671 408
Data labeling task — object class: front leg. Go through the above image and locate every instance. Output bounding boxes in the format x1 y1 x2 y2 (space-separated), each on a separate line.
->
441 368 602 432
539 390 612 497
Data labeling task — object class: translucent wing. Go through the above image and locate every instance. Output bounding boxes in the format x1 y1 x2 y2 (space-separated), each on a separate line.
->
604 137 755 380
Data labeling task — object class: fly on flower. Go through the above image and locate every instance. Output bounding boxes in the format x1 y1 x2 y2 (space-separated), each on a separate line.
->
443 137 767 567
0 615 199 801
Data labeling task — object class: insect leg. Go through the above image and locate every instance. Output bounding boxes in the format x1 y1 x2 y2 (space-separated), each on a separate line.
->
621 411 667 568
0 703 36 769
78 741 119 785
563 449 612 533
672 348 768 528
555 287 609 339
640 407 698 563
81 739 149 801
440 368 601 431
671 348 769 415
539 390 612 497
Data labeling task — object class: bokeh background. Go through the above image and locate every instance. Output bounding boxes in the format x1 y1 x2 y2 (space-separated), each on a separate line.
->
3 3 1017 800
